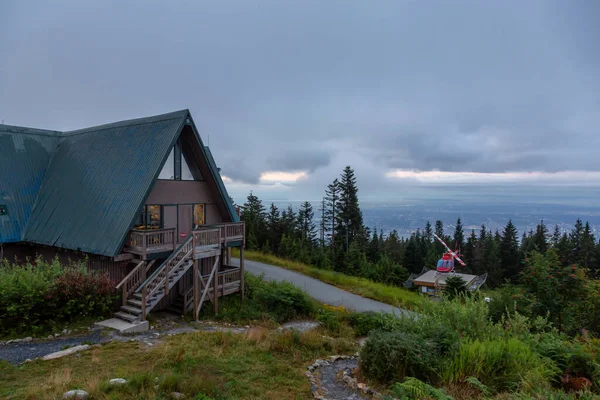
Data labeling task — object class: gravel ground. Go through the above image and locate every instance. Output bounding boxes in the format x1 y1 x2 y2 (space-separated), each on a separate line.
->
318 358 367 400
0 330 107 364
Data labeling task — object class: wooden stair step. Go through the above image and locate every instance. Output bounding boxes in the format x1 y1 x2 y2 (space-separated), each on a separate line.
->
115 311 140 323
120 305 142 315
128 299 145 308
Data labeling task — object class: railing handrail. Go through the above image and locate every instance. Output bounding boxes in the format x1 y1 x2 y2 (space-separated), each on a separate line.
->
130 227 176 233
116 260 146 290
147 247 193 299
136 235 193 293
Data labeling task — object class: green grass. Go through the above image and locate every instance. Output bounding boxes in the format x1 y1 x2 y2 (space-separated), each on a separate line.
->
237 250 425 311
0 328 357 399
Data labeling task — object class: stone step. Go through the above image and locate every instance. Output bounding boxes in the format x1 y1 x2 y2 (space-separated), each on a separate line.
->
115 311 140 323
120 305 142 315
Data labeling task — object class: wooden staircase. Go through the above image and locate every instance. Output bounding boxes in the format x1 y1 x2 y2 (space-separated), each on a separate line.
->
115 236 195 323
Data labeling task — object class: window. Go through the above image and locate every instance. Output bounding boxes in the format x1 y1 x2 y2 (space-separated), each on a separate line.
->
134 205 162 230
193 204 205 229
157 138 202 181
158 148 175 179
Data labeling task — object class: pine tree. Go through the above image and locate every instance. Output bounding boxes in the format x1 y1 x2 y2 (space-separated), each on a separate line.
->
570 218 584 262
557 232 572 266
297 201 316 249
551 225 561 248
338 166 364 246
266 203 281 253
500 220 521 282
424 221 433 244
367 228 380 264
453 217 465 251
464 229 477 274
319 197 326 248
324 179 341 246
434 220 445 254
580 222 596 274
240 191 266 250
532 220 549 253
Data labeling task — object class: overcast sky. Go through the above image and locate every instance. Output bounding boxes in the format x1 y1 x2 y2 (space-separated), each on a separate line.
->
1 1 599 204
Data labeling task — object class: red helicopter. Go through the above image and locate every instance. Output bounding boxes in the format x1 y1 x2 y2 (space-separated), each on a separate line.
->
433 233 466 273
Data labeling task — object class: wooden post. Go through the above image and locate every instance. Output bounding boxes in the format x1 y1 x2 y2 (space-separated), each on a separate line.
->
213 256 219 314
240 245 245 300
193 259 199 320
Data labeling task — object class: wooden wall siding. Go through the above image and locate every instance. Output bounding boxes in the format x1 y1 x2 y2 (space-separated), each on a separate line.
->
0 243 133 283
145 180 221 207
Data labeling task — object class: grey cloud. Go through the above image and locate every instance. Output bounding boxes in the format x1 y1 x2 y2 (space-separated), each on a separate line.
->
0 0 598 202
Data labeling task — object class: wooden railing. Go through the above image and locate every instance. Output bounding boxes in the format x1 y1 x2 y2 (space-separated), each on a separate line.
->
193 228 221 258
115 260 148 306
183 267 242 313
138 236 194 318
125 228 176 259
224 222 245 244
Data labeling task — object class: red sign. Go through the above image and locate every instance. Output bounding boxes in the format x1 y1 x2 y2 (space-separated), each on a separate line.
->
180 232 187 238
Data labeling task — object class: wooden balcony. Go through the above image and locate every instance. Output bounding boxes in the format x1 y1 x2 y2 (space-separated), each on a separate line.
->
193 222 245 259
124 222 245 261
124 228 176 259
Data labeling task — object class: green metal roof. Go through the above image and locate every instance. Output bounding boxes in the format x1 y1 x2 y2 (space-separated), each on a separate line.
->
0 126 61 243
0 110 238 256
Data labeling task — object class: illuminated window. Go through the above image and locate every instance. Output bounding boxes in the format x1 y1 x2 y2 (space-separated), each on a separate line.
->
193 204 205 229
134 205 162 230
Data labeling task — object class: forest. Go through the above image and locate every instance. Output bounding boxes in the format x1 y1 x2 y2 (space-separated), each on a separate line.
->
240 165 600 335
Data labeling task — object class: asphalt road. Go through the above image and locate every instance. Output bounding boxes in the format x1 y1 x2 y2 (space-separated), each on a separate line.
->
232 258 410 316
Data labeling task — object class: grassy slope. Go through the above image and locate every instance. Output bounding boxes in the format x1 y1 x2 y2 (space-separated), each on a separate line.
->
238 250 424 311
0 328 357 400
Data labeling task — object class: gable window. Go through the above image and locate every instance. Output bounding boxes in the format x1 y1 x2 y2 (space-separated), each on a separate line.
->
157 137 203 181
193 204 205 229
135 205 162 230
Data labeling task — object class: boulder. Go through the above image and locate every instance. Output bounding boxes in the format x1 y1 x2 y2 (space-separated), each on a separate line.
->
63 389 89 399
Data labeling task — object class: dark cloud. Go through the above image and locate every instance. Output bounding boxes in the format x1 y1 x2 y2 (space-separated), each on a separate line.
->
0 0 598 202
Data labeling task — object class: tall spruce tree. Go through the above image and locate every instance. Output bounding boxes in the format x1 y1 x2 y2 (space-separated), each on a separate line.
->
570 218 584 262
324 179 341 246
500 220 521 282
266 203 281 253
297 201 316 249
240 191 266 250
551 225 561 248
338 166 364 246
532 220 549 253
581 222 596 274
453 217 465 252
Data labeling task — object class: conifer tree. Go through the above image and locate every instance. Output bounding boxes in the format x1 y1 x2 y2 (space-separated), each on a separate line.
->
453 217 465 251
551 225 561 248
500 220 521 281
297 201 316 249
570 218 584 261
338 166 364 245
532 220 549 253
581 221 596 274
266 203 281 253
324 179 341 245
240 191 266 250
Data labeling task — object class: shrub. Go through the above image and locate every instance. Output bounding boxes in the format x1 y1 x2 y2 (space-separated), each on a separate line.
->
206 274 315 324
360 330 440 383
443 275 468 301
487 284 535 324
0 257 115 335
390 377 454 400
347 311 403 336
441 337 558 392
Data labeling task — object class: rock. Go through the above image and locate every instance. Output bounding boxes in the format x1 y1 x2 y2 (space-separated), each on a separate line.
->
42 345 91 361
109 378 127 385
6 340 13 344
171 392 185 399
22 337 32 343
48 335 54 339
357 383 367 392
24 358 33 363
63 389 89 399
63 329 68 334
55 333 60 337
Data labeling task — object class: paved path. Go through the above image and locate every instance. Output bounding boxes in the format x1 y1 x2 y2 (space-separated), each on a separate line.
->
232 258 410 316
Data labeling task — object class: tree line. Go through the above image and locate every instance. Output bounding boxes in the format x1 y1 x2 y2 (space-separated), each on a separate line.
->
239 165 600 289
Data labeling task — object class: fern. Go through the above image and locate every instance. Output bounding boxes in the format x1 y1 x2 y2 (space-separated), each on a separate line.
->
391 377 454 400
465 376 492 396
